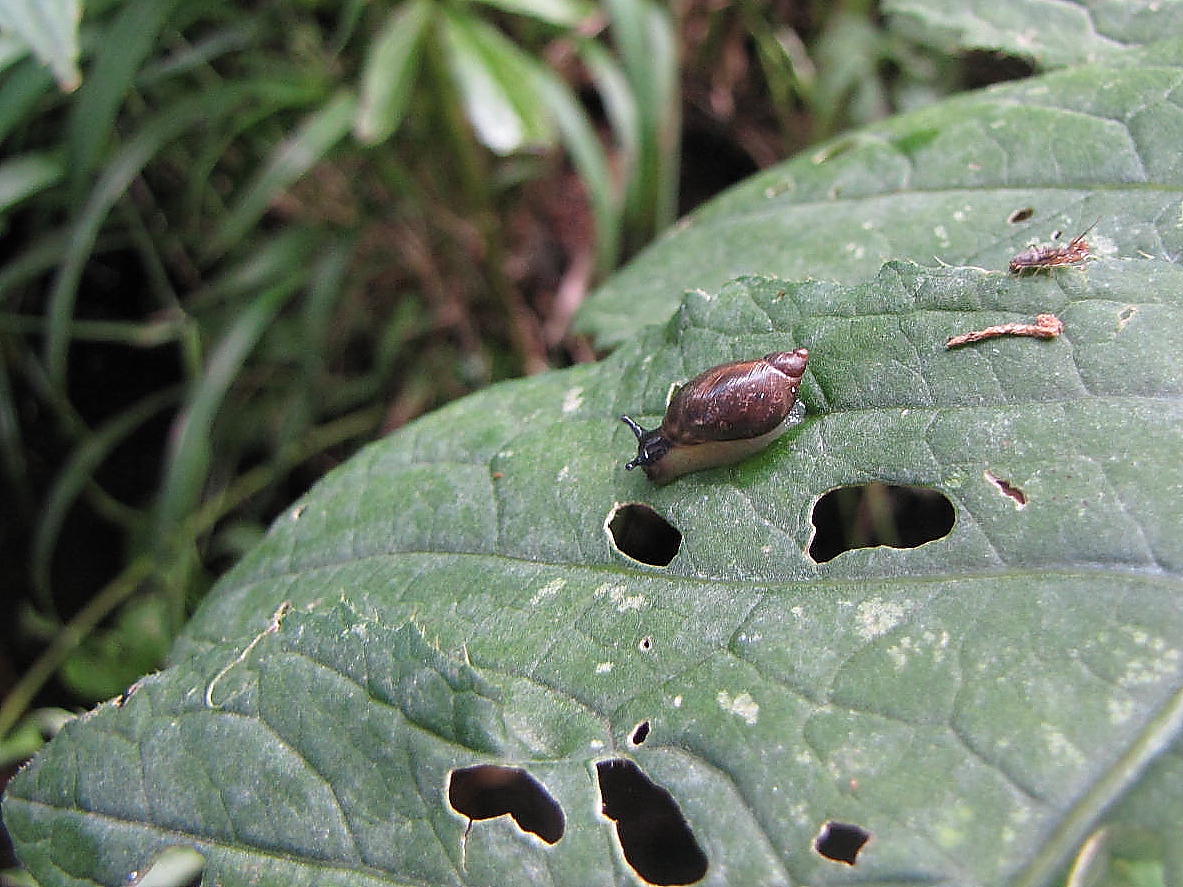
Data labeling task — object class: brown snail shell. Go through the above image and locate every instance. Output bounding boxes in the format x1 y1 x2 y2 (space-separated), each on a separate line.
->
621 348 809 484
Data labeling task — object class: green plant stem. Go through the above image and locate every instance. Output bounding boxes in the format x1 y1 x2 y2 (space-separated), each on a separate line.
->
0 311 189 347
423 27 547 376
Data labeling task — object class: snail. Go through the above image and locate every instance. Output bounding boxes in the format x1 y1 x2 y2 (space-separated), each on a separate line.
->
621 348 809 484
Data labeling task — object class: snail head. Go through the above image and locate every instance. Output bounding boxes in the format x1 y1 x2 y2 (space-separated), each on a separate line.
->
620 415 671 470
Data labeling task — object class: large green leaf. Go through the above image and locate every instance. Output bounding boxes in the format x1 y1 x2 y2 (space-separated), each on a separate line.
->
576 39 1183 347
884 0 1183 68
5 258 1183 885
6 3 1183 884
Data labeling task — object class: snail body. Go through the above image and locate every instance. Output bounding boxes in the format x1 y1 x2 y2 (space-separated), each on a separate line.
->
621 348 809 484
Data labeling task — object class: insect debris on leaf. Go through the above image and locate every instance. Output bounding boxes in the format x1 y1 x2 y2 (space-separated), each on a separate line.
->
1008 220 1098 274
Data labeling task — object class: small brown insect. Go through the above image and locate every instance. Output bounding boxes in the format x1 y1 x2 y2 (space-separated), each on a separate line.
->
1009 221 1096 274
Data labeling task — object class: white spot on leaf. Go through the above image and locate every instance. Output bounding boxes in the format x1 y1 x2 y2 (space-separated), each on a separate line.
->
856 598 907 640
594 582 646 612
1115 626 1180 687
561 387 584 414
529 578 566 607
717 691 759 725
1043 725 1086 770
1107 696 1135 725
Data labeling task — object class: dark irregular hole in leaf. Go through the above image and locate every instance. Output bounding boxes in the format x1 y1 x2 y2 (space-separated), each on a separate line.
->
447 765 565 844
596 758 708 886
608 503 682 566
808 483 954 563
1008 206 1035 223
961 49 1036 88
638 635 653 652
814 820 871 865
630 721 651 745
985 470 1027 508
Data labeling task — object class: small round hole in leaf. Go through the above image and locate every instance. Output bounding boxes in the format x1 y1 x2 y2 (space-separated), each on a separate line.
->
596 758 708 885
814 820 871 865
607 503 682 566
448 765 564 844
808 483 954 563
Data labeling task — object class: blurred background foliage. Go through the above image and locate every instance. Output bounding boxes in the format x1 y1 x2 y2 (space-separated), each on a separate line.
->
0 0 1027 819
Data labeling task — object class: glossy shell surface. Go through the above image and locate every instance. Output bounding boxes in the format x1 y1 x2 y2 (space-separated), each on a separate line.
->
662 350 808 445
622 348 809 484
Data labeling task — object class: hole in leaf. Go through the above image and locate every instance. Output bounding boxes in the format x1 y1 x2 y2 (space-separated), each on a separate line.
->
985 470 1027 508
596 758 708 885
607 503 682 566
638 635 653 652
630 721 651 745
448 765 564 844
1007 207 1034 223
808 483 954 563
814 821 871 865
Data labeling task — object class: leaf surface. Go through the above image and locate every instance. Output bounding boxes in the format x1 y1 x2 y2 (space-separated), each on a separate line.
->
6 260 1183 886
885 0 1183 68
577 40 1183 347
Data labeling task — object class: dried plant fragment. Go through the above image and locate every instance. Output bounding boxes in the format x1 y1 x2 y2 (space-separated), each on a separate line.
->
945 314 1063 349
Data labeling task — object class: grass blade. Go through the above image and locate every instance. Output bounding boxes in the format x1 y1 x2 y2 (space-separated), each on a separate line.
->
0 151 63 213
602 0 679 237
44 85 246 391
468 0 594 28
31 387 181 612
440 8 556 155
65 0 183 196
151 237 307 551
530 65 620 271
0 0 81 90
354 0 430 145
207 90 357 258
0 54 56 143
